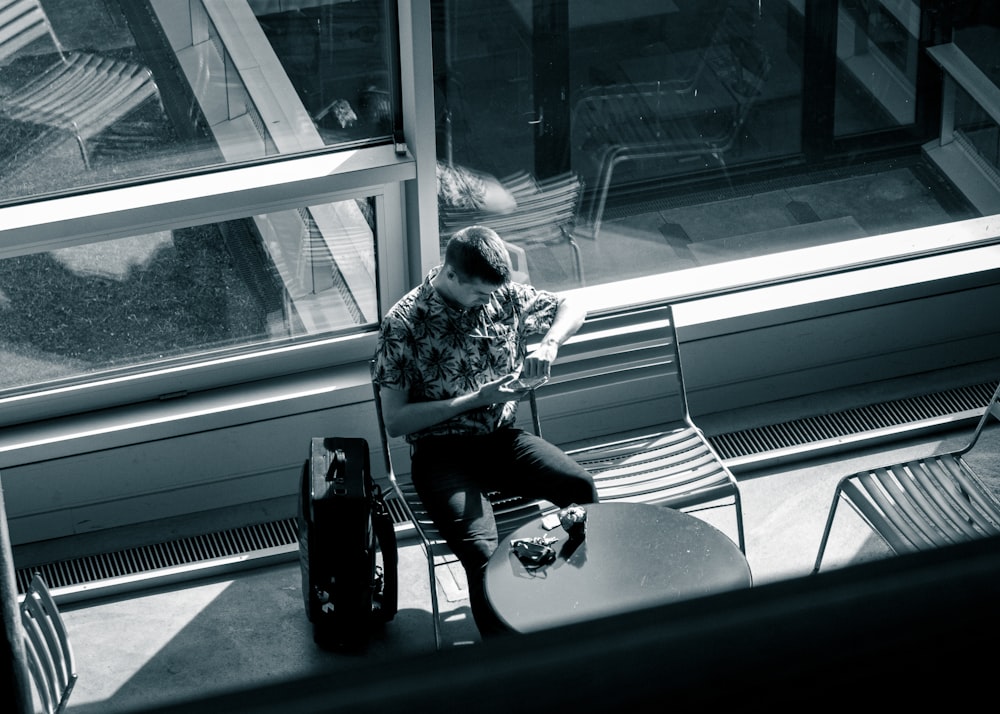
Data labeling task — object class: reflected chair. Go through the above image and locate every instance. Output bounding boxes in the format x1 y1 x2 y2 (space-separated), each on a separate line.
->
573 6 771 240
0 0 160 169
20 573 77 714
371 372 551 649
548 305 745 553
438 170 585 285
813 380 1000 573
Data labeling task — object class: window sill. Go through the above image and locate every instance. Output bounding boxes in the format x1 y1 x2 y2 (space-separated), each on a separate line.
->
567 214 1000 327
0 361 373 467
0 144 415 257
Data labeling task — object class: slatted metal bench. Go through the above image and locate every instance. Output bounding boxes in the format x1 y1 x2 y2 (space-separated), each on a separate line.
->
0 0 160 169
813 380 1000 573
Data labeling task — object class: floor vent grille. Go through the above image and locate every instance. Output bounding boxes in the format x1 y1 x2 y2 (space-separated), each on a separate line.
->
709 381 998 465
17 381 996 601
16 501 413 599
16 518 300 597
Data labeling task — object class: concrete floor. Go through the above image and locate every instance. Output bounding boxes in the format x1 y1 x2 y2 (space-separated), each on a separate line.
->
55 420 1000 714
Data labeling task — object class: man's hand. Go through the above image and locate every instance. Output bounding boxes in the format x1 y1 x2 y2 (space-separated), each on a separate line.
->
381 374 522 438
521 339 559 379
478 374 523 403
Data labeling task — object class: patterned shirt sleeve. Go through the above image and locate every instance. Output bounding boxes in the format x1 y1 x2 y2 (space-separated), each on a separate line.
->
509 281 561 340
371 309 412 393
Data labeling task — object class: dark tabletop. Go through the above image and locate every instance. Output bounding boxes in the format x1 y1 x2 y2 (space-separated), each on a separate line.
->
485 501 752 633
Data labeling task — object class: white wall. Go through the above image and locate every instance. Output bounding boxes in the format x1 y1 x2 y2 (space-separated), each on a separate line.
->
4 252 999 549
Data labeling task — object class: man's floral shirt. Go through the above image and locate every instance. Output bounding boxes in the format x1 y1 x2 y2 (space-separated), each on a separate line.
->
372 267 559 443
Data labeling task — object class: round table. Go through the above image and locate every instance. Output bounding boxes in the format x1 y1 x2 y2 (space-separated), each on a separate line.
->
485 502 752 633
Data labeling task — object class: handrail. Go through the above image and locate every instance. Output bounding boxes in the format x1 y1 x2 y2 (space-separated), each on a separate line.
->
927 43 1000 128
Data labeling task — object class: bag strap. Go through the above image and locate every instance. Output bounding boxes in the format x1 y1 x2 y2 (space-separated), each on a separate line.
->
371 483 398 622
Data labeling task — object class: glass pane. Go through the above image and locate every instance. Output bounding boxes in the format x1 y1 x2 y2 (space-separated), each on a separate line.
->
834 0 919 136
952 7 1000 177
953 85 1000 177
570 1 795 190
953 8 1000 90
0 0 395 204
0 196 378 396
434 1 810 290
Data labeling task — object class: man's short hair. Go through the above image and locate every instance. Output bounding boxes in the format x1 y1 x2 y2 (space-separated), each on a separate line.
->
444 225 512 285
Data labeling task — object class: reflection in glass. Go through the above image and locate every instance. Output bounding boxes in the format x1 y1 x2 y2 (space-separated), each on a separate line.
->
954 86 1000 178
432 1 810 290
952 11 1000 178
0 198 378 395
0 0 394 203
834 0 919 135
432 0 982 293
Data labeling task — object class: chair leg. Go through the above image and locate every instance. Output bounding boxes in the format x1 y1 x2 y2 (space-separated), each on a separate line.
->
588 145 624 241
427 552 442 650
733 491 746 555
812 491 844 575
564 230 585 285
73 132 91 170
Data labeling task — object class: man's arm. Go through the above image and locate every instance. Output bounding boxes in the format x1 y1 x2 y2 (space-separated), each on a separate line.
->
379 375 517 438
520 294 587 379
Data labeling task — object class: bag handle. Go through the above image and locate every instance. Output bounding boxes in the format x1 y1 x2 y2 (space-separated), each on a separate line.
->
325 448 346 483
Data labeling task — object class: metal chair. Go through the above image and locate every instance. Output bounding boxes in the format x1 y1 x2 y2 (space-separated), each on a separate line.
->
20 573 77 714
574 6 770 240
439 170 586 285
549 305 745 553
813 380 1000 573
0 0 160 169
371 373 551 649
371 304 747 645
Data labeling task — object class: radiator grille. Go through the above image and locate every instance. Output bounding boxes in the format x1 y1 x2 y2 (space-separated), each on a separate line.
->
16 519 299 596
15 504 411 599
709 381 998 462
16 380 997 601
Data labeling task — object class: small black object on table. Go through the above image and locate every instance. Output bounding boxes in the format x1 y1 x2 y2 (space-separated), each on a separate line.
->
485 502 752 633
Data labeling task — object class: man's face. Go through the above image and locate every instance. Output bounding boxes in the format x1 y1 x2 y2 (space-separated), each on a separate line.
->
443 270 501 309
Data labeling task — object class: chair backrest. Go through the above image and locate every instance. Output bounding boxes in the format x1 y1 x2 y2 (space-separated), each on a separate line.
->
959 379 1000 455
533 304 688 445
0 0 63 64
20 573 76 714
439 171 582 249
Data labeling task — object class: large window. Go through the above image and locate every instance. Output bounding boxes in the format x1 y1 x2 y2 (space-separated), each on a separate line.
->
0 0 406 422
0 0 397 202
0 195 379 396
430 0 993 291
1 0 999 425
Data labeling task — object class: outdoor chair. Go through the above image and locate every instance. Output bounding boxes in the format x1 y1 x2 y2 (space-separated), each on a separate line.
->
371 304 746 645
438 170 585 285
545 304 745 553
371 372 551 650
573 6 770 240
813 379 1000 573
20 573 77 714
0 0 160 169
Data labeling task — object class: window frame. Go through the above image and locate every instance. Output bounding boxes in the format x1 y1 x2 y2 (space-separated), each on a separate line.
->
0 147 413 428
1 0 999 440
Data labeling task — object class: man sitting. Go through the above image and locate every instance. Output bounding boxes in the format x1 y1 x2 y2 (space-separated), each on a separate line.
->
371 225 597 637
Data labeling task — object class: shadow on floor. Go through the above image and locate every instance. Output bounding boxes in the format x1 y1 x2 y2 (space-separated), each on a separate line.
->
60 421 1000 713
